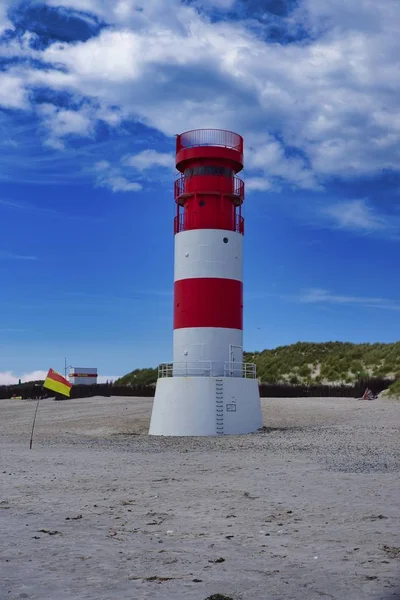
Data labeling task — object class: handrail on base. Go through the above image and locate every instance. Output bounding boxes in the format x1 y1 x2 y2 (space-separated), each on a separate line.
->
158 361 257 379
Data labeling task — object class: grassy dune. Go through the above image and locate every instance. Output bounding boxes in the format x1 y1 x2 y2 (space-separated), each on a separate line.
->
117 341 400 386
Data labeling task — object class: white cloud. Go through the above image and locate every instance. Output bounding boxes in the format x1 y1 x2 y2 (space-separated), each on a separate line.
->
1 0 400 188
0 73 28 110
248 287 400 310
0 251 37 260
0 198 99 221
245 177 273 192
298 288 400 311
42 0 197 30
0 370 48 385
246 134 320 190
42 0 108 18
300 288 386 305
94 161 142 192
0 372 19 385
97 375 119 383
94 160 111 171
123 149 174 171
0 2 15 36
323 199 390 232
102 176 142 192
37 104 95 148
0 370 119 385
293 0 400 37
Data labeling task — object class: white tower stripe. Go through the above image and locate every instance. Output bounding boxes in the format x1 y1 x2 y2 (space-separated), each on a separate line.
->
173 327 243 365
174 229 243 282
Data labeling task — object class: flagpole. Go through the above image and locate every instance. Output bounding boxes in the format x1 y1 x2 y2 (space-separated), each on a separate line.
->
64 358 72 380
29 399 40 450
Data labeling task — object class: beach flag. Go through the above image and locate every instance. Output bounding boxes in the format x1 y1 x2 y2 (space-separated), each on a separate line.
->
43 369 72 397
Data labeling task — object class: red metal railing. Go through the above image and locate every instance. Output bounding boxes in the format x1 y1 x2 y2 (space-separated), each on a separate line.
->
233 177 245 203
174 213 244 235
237 214 245 234
174 175 245 204
176 129 243 153
174 214 183 234
174 176 185 199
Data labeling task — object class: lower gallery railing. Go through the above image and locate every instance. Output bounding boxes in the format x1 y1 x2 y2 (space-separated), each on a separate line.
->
158 361 257 379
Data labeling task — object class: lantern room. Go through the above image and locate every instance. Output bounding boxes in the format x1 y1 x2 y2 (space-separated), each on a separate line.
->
174 129 245 235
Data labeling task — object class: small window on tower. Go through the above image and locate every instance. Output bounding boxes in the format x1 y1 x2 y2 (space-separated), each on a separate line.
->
199 200 206 207
223 237 229 244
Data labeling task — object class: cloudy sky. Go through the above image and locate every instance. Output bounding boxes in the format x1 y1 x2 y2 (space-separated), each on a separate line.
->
0 0 399 383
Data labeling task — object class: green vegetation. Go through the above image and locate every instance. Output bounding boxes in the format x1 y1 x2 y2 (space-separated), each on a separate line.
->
245 341 400 384
117 341 399 386
386 379 400 397
115 367 158 386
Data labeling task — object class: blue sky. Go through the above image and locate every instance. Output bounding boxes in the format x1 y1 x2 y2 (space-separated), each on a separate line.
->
0 0 399 383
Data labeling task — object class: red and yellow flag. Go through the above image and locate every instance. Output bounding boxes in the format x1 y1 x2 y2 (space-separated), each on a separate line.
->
43 368 72 397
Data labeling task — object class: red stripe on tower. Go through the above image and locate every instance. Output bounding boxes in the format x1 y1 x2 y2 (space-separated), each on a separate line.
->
174 278 243 330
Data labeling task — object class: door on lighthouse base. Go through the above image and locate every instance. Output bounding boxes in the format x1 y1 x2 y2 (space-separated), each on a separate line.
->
229 345 243 378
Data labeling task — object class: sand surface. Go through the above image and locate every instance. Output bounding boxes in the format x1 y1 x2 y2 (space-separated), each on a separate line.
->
1 395 399 600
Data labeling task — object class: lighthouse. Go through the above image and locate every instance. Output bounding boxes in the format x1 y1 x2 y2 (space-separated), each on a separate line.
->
149 129 262 436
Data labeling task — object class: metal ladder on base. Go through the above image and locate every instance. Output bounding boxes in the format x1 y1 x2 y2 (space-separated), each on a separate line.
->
216 378 224 435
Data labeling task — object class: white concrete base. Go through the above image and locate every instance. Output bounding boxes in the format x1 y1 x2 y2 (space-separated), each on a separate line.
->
149 376 262 436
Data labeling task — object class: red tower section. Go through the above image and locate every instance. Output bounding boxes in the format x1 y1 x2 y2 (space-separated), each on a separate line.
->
174 129 244 235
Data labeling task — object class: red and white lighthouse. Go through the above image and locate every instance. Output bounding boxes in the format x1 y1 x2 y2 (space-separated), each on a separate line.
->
149 129 262 436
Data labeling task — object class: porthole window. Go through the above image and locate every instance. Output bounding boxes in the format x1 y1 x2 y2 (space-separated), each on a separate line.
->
223 237 229 244
199 200 206 207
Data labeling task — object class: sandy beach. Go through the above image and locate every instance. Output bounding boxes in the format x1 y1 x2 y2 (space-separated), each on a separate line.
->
1 395 399 600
